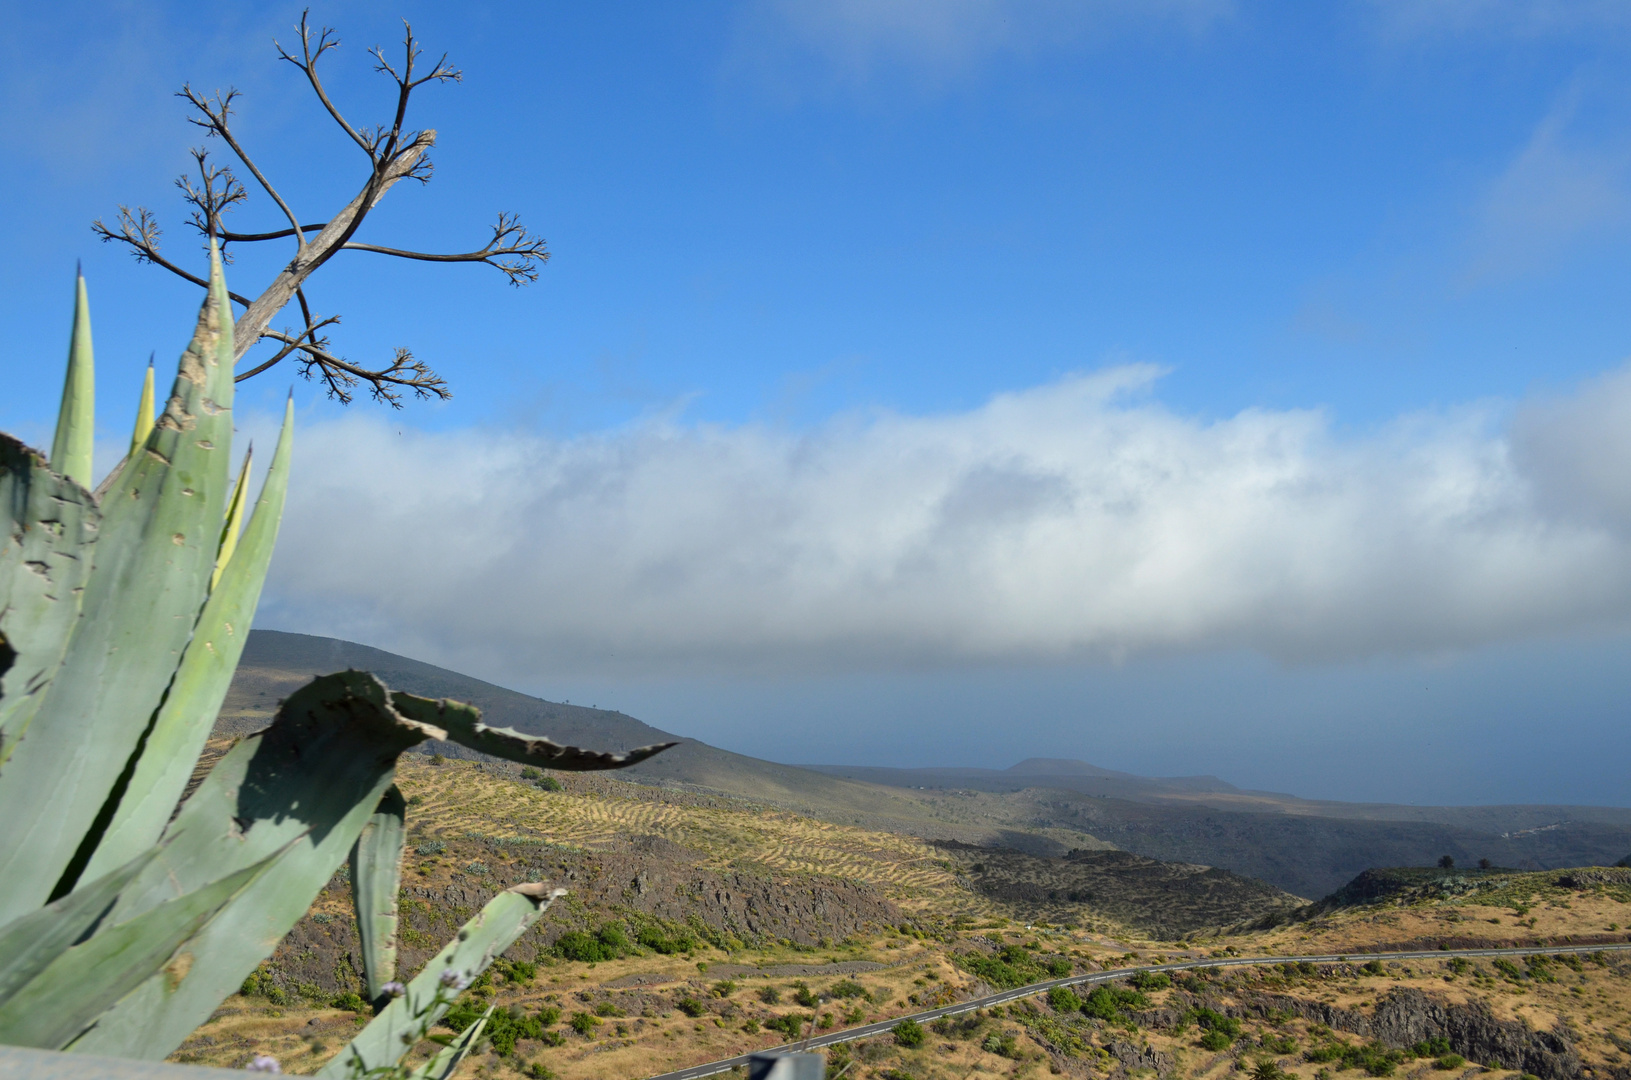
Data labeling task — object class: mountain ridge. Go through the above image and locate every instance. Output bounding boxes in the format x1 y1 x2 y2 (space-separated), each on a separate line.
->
221 630 1631 898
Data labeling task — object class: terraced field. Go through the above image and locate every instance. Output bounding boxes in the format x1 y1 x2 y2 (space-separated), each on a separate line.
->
396 757 977 913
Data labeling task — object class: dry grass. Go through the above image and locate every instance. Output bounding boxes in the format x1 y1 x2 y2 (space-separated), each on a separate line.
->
395 757 983 914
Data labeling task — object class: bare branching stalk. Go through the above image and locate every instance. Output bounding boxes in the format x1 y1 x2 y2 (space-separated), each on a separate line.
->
92 10 548 406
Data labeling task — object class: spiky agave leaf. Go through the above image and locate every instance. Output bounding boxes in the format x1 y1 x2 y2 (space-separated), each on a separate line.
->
0 849 281 1049
68 672 444 1060
390 692 678 770
82 399 292 881
129 361 155 458
409 1003 493 1080
0 848 158 1010
351 784 407 1006
49 269 93 488
0 437 97 769
211 443 252 591
0 243 237 924
316 884 563 1078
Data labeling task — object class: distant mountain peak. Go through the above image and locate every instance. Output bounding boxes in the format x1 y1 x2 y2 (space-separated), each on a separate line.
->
1003 757 1130 778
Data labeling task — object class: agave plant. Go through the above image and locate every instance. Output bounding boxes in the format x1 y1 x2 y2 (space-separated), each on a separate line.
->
0 251 673 1074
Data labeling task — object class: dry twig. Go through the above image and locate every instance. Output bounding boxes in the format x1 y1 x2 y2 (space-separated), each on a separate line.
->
92 11 548 406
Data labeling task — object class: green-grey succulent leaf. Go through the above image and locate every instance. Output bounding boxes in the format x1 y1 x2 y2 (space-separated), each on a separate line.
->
66 672 443 1060
0 848 158 1010
0 436 98 769
0 849 278 1050
0 245 237 923
49 271 94 488
389 692 678 771
408 1003 493 1080
82 397 294 881
316 884 563 1078
351 783 406 1006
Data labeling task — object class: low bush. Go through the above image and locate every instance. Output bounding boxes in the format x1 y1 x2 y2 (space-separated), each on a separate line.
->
828 978 867 999
675 997 707 1018
1130 970 1171 991
893 1019 925 1048
1081 985 1149 1023
414 839 446 856
981 1031 1020 1059
791 981 819 1007
1435 1055 1467 1070
569 1012 600 1036
766 1014 808 1040
758 986 782 1005
1048 986 1081 1013
330 992 368 1014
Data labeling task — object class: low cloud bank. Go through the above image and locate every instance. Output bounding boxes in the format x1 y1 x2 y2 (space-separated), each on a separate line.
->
259 363 1631 677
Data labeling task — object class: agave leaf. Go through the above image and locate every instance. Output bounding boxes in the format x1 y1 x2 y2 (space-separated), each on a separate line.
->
67 671 444 1060
211 442 252 591
49 269 94 488
352 784 407 1006
316 884 563 1078
83 398 293 881
389 692 678 771
0 848 279 1050
0 436 98 768
408 1003 492 1080
0 244 237 923
129 361 155 458
0 848 158 1010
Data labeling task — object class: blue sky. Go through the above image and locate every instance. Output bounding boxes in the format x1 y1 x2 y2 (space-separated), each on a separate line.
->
5 1 1631 805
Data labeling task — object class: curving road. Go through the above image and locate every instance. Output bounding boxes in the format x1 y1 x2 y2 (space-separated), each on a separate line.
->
646 942 1631 1080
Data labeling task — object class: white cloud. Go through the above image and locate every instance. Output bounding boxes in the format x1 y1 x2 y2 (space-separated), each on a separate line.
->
732 0 1230 94
255 363 1631 681
1468 85 1631 279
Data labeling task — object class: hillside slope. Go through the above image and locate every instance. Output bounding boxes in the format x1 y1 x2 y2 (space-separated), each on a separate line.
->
224 631 1631 897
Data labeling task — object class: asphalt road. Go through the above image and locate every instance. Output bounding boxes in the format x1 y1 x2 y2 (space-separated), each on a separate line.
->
645 941 1631 1080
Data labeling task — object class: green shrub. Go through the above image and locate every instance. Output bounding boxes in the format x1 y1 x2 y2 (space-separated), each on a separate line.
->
330 992 369 1014
524 1063 555 1080
1201 1030 1233 1051
1048 986 1081 1013
676 997 708 1018
569 1012 600 1036
766 1014 807 1040
981 1031 1020 1058
1362 960 1386 975
1493 959 1523 982
414 839 446 856
1435 1055 1466 1070
1082 985 1149 1023
594 999 624 1017
1412 1037 1452 1057
893 1019 925 1048
792 981 819 1007
758 985 782 1005
507 960 537 984
1130 970 1171 990
520 767 543 780
829 978 867 999
637 924 696 954
537 1005 561 1026
711 980 737 998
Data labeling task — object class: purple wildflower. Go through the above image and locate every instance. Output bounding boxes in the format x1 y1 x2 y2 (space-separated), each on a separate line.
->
382 980 407 998
246 1054 281 1073
438 968 470 990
